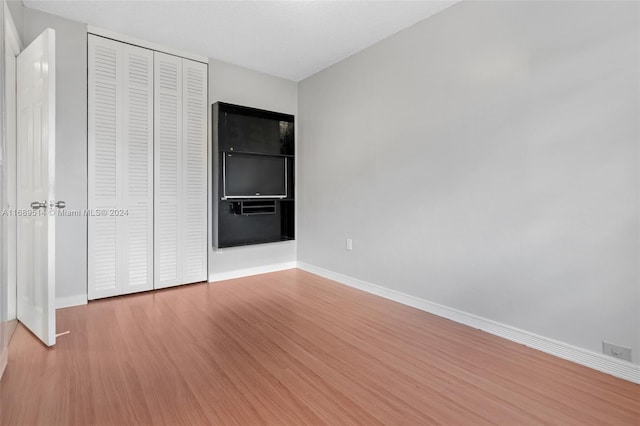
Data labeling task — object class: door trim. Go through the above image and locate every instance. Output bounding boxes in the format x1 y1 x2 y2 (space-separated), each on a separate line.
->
87 26 208 64
4 0 21 323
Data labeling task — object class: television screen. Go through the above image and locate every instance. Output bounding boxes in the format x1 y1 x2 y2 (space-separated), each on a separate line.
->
224 153 287 198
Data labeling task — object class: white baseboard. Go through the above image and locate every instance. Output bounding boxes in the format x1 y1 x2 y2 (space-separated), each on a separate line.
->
296 262 640 385
209 262 297 283
56 294 88 309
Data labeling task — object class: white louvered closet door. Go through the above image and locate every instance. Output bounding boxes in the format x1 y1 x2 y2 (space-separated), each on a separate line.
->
154 53 207 289
181 59 208 284
88 35 154 299
154 52 183 289
121 44 154 295
88 35 121 299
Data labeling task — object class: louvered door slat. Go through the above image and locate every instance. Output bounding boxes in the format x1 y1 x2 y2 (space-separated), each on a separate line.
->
182 60 207 284
122 44 154 295
154 52 183 289
154 55 207 289
88 36 122 299
89 35 154 299
91 37 207 296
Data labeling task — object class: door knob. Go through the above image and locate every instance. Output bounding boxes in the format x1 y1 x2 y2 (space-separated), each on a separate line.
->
30 201 47 209
51 201 66 209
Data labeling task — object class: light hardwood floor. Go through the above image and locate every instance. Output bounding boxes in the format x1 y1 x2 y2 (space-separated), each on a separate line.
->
1 269 639 425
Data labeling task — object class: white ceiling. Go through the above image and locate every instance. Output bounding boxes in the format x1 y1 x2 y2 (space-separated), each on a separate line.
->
23 0 459 81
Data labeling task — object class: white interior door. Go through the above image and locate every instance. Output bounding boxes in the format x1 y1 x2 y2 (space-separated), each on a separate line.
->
16 28 56 347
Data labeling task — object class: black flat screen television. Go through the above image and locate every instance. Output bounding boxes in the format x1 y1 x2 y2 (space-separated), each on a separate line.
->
223 153 287 199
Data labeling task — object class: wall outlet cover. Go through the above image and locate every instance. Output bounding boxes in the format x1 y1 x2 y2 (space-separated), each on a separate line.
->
602 341 632 362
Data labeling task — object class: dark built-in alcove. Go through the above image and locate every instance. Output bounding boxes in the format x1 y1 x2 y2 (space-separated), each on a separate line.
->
213 102 295 248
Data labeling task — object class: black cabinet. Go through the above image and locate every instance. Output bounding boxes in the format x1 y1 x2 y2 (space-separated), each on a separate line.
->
216 103 294 156
213 102 295 248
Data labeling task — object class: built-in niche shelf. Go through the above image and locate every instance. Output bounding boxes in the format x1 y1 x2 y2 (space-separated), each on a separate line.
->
213 102 295 248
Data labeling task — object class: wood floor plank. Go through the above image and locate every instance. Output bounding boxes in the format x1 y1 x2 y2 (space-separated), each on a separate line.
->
1 269 638 425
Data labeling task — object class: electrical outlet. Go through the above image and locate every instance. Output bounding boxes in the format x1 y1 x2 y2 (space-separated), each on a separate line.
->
346 238 353 251
602 341 632 362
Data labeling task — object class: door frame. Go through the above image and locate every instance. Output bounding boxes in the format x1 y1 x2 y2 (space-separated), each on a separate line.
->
1 0 22 380
4 0 22 322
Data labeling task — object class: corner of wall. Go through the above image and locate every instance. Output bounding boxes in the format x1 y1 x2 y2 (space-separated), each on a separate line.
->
6 0 24 41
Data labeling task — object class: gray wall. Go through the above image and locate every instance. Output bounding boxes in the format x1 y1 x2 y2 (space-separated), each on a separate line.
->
208 58 297 280
24 8 87 302
6 0 21 38
298 1 640 363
